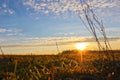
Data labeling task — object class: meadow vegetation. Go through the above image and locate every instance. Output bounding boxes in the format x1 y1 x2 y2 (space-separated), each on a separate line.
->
0 50 120 80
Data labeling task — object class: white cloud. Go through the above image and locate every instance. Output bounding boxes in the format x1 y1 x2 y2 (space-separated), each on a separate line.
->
7 33 23 36
54 32 75 36
106 27 120 36
0 2 15 15
8 9 14 14
0 38 5 42
0 0 119 18
0 28 23 36
106 27 120 32
2 4 7 8
23 0 120 15
23 0 120 23
0 28 7 33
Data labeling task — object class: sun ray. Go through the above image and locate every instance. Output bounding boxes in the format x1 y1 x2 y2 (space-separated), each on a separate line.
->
75 42 89 50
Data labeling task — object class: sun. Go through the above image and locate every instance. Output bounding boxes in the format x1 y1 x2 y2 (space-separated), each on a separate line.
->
75 42 89 50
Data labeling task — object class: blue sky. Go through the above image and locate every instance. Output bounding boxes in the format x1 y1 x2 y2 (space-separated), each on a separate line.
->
0 0 120 54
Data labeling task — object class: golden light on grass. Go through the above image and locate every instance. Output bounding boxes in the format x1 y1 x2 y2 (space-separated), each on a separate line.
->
75 42 89 50
75 42 89 65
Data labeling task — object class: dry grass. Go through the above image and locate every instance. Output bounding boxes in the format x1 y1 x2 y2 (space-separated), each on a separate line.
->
0 51 120 80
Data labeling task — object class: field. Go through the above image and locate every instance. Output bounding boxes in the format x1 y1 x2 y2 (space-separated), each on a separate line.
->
0 50 120 80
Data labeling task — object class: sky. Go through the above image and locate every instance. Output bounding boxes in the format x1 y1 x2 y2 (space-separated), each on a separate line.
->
0 0 120 55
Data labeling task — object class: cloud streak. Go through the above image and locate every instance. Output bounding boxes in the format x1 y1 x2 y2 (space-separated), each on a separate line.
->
0 28 23 36
0 36 120 47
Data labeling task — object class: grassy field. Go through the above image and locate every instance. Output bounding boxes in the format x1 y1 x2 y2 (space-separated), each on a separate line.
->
0 50 120 80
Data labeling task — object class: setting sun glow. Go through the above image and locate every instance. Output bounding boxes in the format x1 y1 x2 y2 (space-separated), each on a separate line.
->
75 42 89 50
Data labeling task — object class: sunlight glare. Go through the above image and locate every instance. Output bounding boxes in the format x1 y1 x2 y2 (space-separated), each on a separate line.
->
75 42 89 50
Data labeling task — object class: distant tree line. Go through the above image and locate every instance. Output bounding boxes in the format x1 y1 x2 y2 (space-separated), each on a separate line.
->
59 49 120 55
